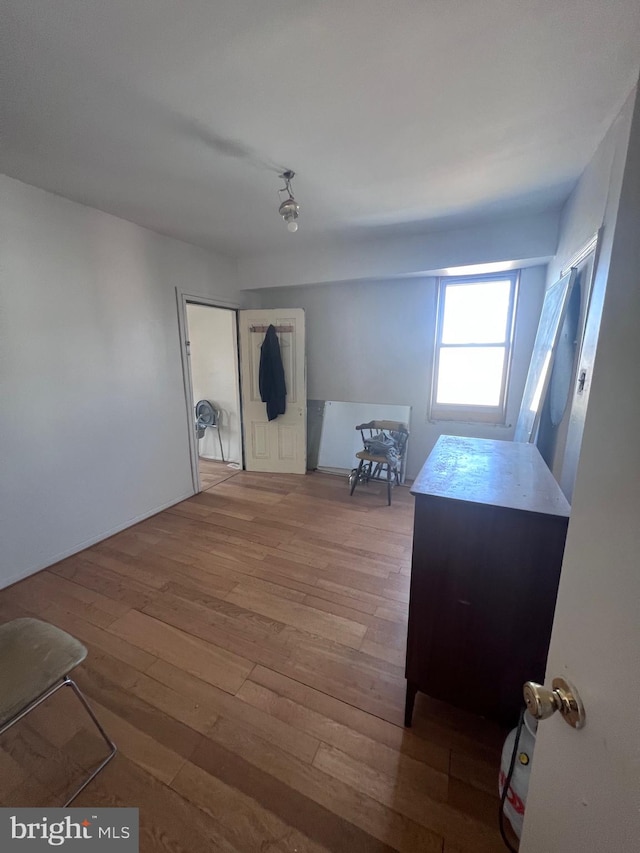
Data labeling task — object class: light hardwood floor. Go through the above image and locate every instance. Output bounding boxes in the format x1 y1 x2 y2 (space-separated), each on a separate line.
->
0 472 506 852
198 457 240 491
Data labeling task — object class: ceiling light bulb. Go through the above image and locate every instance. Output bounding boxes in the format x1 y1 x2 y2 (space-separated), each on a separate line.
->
278 170 300 233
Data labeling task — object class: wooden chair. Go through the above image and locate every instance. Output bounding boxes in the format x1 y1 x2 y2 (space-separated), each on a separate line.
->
349 420 409 505
0 618 117 805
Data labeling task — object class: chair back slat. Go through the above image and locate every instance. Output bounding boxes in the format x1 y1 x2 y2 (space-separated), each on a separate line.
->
371 420 408 432
355 420 408 433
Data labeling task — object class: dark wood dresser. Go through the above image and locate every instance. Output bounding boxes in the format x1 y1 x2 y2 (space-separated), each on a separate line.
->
405 435 570 726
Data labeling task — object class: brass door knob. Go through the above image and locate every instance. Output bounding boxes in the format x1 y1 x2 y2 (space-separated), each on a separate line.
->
523 677 586 729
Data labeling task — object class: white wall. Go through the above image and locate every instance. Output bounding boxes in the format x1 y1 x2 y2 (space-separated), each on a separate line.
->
237 209 559 291
0 175 239 587
546 91 637 287
522 85 640 852
543 88 637 485
186 304 241 464
252 268 546 479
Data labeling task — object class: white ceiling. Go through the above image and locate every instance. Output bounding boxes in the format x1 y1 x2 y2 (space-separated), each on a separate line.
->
1 0 639 257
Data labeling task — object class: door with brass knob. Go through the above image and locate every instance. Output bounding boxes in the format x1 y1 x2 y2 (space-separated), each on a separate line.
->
523 677 586 729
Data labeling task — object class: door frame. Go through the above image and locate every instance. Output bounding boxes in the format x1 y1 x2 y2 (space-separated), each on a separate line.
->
175 288 242 494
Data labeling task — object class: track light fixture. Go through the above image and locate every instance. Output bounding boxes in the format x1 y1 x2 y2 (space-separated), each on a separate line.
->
278 170 300 232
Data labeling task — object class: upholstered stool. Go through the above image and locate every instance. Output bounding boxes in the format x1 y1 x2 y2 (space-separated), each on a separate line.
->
0 618 117 805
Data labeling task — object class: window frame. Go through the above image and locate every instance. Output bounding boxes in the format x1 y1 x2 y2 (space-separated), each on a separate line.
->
429 271 519 424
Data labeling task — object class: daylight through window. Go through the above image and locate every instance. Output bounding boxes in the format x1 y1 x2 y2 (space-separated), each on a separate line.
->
430 272 519 423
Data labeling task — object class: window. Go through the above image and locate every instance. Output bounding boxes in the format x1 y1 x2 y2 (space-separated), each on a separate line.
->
430 272 518 423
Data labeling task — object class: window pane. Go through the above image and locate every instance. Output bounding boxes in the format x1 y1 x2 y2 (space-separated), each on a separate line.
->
441 280 512 344
436 347 505 406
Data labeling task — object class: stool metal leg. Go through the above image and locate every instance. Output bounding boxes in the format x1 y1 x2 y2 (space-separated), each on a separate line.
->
0 679 68 736
216 425 225 462
62 677 117 806
0 675 117 807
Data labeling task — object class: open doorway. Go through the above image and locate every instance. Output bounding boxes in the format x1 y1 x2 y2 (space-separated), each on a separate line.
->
185 302 243 492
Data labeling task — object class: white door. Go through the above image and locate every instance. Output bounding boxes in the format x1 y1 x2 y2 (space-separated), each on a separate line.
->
520 139 640 848
238 309 306 474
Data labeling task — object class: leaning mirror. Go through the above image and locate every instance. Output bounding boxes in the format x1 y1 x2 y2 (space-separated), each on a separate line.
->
514 268 577 443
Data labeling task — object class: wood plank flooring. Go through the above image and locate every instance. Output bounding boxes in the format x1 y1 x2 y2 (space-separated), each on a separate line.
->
0 471 507 852
199 457 240 491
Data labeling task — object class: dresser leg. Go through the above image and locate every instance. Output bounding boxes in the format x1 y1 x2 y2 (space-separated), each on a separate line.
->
404 681 418 727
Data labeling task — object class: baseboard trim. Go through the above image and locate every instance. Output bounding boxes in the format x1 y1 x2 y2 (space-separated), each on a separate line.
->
0 490 196 591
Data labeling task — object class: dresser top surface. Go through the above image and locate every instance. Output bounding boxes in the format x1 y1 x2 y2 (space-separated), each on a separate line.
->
411 436 571 517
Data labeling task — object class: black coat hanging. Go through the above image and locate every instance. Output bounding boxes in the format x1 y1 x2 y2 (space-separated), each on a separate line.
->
259 325 287 421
